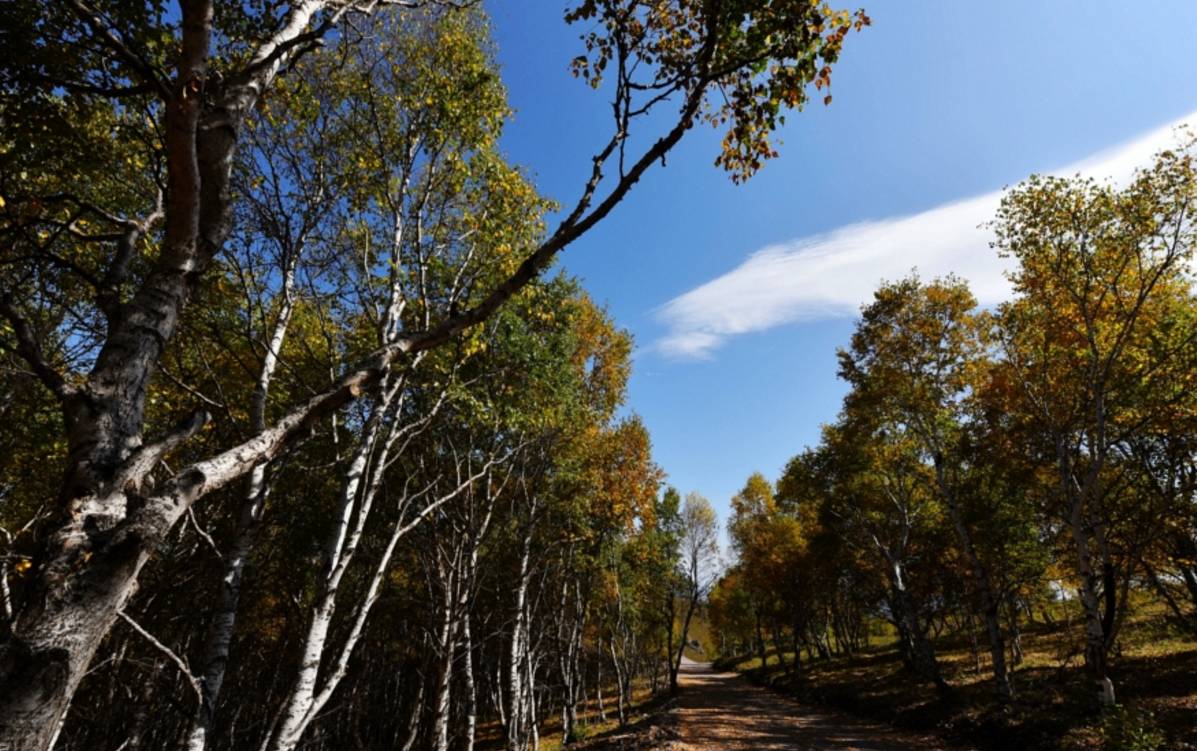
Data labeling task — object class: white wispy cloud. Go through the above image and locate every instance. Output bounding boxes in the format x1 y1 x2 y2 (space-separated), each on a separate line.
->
653 113 1196 359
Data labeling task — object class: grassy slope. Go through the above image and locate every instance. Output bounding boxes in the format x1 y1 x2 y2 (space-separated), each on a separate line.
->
717 600 1197 750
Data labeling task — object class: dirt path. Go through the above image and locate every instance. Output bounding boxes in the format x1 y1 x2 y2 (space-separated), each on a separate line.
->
669 658 965 750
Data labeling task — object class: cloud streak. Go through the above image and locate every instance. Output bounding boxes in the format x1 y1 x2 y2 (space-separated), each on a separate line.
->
654 113 1196 359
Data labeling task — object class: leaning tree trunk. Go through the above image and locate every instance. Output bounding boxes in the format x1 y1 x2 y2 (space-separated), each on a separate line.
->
888 562 946 692
266 397 490 751
267 390 394 751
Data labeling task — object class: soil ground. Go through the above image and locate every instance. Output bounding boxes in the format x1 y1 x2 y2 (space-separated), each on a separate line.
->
666 658 966 750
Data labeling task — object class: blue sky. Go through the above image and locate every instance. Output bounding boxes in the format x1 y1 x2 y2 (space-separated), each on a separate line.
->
486 0 1197 528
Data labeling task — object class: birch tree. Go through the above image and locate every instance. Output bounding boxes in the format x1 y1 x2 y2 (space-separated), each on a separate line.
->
821 421 949 692
838 274 1014 698
0 1 868 745
992 143 1197 705
669 491 719 693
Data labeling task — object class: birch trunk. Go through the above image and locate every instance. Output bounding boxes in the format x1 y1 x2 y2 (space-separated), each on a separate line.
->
0 8 722 744
187 262 297 751
525 642 541 751
462 612 477 751
888 561 945 691
266 426 493 751
1069 496 1116 705
431 489 497 751
608 637 627 723
672 583 698 693
429 566 457 751
556 576 584 741
504 509 536 751
398 682 424 751
595 660 606 722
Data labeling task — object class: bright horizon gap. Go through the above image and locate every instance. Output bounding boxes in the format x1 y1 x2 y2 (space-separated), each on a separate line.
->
652 110 1197 360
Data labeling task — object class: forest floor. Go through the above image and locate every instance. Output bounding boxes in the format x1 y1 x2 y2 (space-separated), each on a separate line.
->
718 604 1197 750
565 658 956 751
485 605 1196 750
660 658 959 750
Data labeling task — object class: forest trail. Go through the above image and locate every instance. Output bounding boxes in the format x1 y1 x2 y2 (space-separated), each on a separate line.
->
668 658 963 751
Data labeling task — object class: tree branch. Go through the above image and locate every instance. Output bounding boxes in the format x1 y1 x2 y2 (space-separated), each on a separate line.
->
114 410 211 493
0 297 74 400
64 0 170 98
117 609 202 703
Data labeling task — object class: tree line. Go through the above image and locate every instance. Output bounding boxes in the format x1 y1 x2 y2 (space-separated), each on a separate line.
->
0 1 867 748
710 139 1197 711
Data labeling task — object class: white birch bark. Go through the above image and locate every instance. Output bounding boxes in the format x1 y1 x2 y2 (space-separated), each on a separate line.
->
266 406 506 751
504 501 537 751
429 555 458 751
187 254 298 751
462 611 478 751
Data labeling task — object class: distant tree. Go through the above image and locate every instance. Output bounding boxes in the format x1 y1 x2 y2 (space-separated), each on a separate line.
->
670 491 720 693
708 568 757 656
727 473 777 665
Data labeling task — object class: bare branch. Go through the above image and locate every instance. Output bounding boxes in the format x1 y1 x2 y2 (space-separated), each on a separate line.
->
186 506 223 562
117 609 202 703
